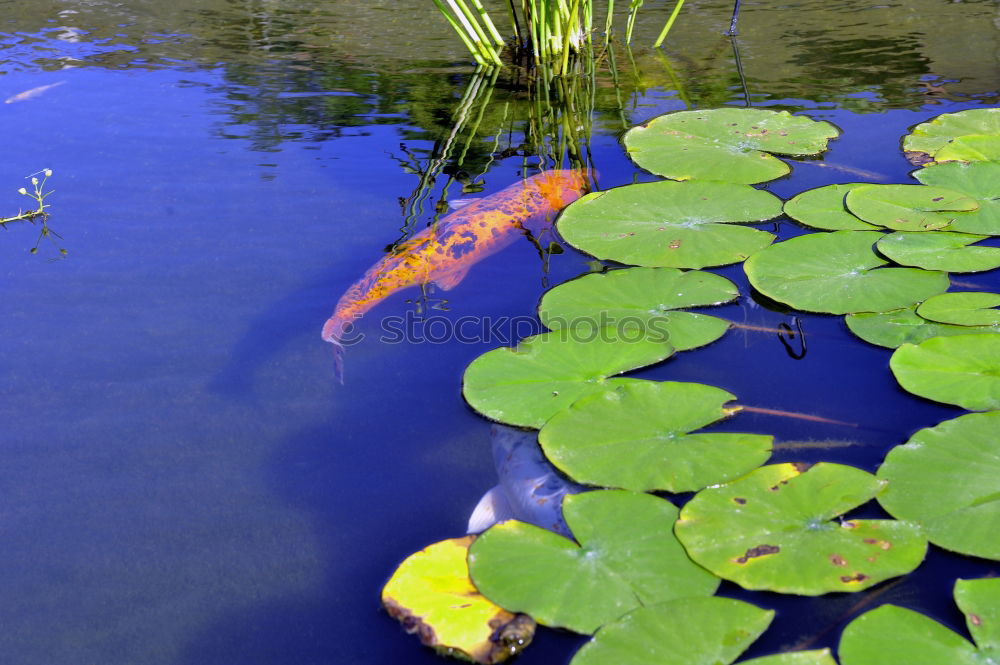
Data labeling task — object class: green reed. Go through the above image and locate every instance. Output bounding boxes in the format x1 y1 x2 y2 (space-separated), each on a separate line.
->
433 0 687 74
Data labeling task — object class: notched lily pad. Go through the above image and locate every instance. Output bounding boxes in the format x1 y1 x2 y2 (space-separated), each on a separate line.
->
468 490 720 635
890 334 1000 411
845 184 978 231
381 536 535 664
623 108 839 184
568 597 777 665
462 329 673 428
903 108 1000 160
538 381 773 493
875 231 1000 272
877 412 1000 560
784 183 880 231
917 292 1000 327
557 181 781 269
675 462 928 595
744 231 949 314
839 577 1000 665
845 306 998 349
913 161 1000 235
538 267 738 351
934 134 1000 163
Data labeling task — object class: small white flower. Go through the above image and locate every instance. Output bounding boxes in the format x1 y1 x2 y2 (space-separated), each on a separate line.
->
43 169 52 177
30 177 38 185
17 187 26 195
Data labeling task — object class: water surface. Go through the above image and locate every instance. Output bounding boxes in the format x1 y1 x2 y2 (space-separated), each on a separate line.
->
1 1 998 663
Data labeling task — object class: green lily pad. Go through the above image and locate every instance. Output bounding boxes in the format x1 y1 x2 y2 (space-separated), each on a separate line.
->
740 653 837 665
538 267 737 351
845 184 979 231
903 108 1000 157
839 578 1000 665
468 490 720 634
538 381 773 493
875 231 1000 272
845 306 998 349
784 184 881 231
557 181 781 269
955 577 1000 649
877 412 1000 559
917 292 1000 326
913 161 1000 235
744 231 949 314
674 462 928 595
623 108 839 184
890 334 1000 410
934 134 1000 163
568 597 774 665
462 329 673 429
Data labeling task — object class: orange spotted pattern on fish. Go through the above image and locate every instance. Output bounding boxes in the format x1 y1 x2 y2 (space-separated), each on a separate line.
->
322 169 590 380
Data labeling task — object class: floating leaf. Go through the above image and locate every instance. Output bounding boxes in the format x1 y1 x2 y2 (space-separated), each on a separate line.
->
538 381 772 493
845 306 998 349
675 463 927 595
955 577 1000 649
784 183 880 231
934 134 1000 163
744 231 949 314
740 653 838 665
845 184 978 231
917 292 1000 326
903 108 1000 158
875 231 1000 272
839 578 1000 665
913 161 1000 235
623 108 839 184
568 597 774 665
890 334 1000 410
877 412 1000 559
462 330 673 428
557 181 781 269
468 490 720 634
381 536 535 664
538 267 738 351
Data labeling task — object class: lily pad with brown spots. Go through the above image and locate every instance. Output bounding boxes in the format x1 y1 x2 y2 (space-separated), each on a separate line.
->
674 463 927 595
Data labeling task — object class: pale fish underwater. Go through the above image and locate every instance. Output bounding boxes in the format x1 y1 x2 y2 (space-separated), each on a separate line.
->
321 169 590 381
467 424 586 538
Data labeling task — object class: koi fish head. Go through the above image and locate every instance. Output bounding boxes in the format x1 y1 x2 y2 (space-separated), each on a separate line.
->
532 168 593 211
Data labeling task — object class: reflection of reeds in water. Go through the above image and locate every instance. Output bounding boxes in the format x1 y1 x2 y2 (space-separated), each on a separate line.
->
396 56 601 244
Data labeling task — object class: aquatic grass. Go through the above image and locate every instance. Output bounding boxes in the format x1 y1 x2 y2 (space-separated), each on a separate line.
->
432 0 690 74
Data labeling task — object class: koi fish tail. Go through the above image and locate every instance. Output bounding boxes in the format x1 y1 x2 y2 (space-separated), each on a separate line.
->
321 315 351 384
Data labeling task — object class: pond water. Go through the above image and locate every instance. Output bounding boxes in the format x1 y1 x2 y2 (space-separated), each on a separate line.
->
1 1 998 664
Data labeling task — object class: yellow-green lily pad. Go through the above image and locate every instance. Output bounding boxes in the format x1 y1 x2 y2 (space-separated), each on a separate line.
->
917 292 1000 327
382 536 535 664
845 306 998 349
784 183 880 231
875 231 1000 272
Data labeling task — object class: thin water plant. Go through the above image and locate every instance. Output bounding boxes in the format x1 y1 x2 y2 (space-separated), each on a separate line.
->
0 168 64 257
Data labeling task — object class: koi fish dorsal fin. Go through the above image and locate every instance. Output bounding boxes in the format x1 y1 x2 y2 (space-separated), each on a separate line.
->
467 485 514 534
433 266 470 291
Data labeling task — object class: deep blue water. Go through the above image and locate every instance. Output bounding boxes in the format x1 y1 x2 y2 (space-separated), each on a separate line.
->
1 1 999 664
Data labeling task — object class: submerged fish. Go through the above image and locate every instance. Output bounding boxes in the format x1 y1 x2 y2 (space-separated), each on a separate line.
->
4 81 65 104
321 169 589 379
467 424 587 538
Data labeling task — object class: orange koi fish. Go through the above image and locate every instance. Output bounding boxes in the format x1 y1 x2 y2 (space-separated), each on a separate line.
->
322 169 590 380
